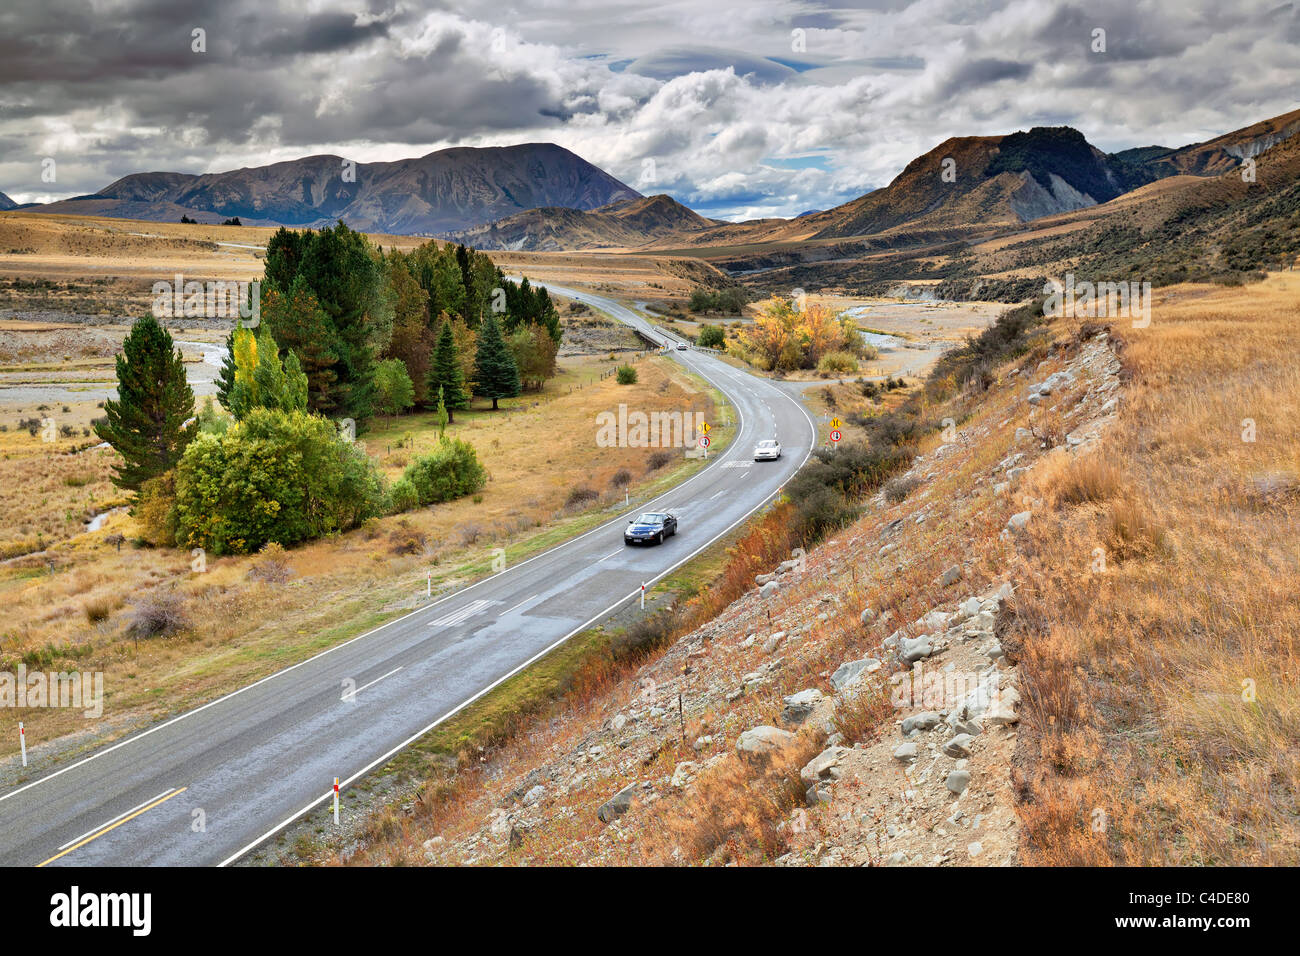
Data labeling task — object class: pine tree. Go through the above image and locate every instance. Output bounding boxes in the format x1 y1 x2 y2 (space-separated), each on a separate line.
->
95 314 197 492
426 320 469 422
473 312 521 411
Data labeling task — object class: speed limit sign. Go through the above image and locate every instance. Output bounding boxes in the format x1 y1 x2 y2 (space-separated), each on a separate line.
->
699 435 711 448
829 428 842 443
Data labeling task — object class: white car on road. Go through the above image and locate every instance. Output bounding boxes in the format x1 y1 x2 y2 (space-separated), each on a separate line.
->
754 438 782 461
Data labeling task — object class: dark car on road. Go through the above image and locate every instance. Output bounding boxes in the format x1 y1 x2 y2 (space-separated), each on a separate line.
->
624 512 677 545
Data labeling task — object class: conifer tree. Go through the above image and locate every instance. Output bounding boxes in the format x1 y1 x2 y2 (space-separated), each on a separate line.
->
473 312 521 411
426 320 469 422
95 314 197 492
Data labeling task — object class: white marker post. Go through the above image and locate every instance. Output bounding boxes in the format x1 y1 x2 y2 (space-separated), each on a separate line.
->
333 777 340 825
18 722 26 767
640 583 645 610
426 573 431 598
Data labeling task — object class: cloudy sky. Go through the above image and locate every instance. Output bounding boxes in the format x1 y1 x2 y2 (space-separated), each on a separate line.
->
1 0 1297 218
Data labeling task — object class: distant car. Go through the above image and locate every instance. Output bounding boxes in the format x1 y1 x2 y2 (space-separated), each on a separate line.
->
676 342 688 350
624 512 678 545
754 438 782 461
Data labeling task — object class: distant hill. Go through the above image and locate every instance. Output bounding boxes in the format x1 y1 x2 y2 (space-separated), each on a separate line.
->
0 191 16 211
445 194 719 250
1116 108 1300 177
28 143 641 235
643 109 1300 254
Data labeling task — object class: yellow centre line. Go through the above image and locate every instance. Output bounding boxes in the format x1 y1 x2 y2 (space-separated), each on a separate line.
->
37 787 188 867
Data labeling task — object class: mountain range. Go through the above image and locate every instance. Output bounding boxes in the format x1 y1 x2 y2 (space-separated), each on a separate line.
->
20 143 640 234
7 108 1297 254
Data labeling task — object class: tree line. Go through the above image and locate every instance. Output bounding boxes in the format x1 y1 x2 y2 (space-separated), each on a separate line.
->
92 226 564 554
216 223 561 430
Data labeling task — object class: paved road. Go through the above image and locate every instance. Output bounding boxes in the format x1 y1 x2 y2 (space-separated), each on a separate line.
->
0 286 818 867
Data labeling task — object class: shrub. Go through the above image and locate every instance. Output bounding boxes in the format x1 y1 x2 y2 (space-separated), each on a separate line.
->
174 408 384 554
818 351 858 374
646 450 673 471
387 477 420 514
83 595 117 623
565 486 600 509
248 542 293 583
128 592 189 637
882 474 921 503
616 365 638 385
401 437 487 507
698 324 726 349
609 468 633 488
136 472 179 547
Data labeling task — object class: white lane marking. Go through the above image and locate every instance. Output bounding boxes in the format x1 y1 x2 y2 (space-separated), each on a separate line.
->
499 595 536 617
58 788 175 850
429 599 495 628
597 547 623 561
353 667 402 696
709 490 726 500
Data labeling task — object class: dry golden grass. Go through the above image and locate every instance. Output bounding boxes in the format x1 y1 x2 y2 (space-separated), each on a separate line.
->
0 424 123 559
1012 272 1300 865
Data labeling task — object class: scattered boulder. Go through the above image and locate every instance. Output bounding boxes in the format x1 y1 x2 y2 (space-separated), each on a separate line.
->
781 689 825 727
893 742 919 763
900 635 934 663
945 769 971 794
760 580 781 599
522 784 546 806
736 726 796 759
1005 511 1032 533
597 783 641 823
831 658 880 692
901 711 941 735
937 564 962 588
800 746 851 788
943 733 974 758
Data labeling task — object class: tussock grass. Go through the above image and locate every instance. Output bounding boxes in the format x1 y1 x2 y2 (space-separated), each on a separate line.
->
1012 272 1300 865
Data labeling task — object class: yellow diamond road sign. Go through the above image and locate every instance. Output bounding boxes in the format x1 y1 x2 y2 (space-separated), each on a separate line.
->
830 417 843 430
699 422 711 434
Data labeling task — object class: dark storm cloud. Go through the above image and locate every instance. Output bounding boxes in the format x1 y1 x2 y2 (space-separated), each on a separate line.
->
249 12 393 56
939 58 1033 98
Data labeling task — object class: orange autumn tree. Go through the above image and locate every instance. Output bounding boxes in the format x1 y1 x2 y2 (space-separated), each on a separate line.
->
740 296 855 371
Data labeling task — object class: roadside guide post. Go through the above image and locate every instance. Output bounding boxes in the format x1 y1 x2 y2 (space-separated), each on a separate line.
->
19 722 26 767
333 777 340 825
